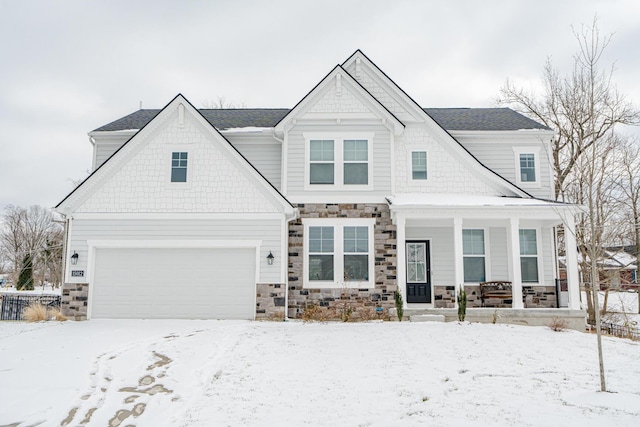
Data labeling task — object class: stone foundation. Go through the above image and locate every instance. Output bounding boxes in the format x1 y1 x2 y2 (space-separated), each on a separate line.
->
434 285 456 308
287 203 397 319
61 283 88 320
256 283 286 320
523 285 557 308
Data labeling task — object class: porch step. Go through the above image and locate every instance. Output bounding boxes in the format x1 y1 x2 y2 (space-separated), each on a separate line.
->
409 314 446 323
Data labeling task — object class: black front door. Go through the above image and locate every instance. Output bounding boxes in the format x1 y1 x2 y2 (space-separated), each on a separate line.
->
406 241 431 303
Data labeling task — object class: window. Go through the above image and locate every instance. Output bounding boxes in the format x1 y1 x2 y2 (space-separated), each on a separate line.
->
309 226 334 281
519 153 536 182
171 152 188 182
343 226 368 280
463 229 485 282
304 219 374 287
519 229 538 283
411 151 427 180
343 140 368 185
305 133 373 190
310 140 335 185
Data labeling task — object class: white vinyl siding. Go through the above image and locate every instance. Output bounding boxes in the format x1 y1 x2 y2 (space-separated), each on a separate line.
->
286 125 391 197
229 139 283 190
489 227 508 279
67 217 282 284
406 227 453 285
456 138 553 199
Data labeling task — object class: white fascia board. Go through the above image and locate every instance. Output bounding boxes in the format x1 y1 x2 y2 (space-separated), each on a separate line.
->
70 212 289 220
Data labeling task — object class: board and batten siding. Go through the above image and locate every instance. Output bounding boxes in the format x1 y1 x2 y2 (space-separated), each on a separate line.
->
67 217 283 284
285 124 392 196
228 136 282 190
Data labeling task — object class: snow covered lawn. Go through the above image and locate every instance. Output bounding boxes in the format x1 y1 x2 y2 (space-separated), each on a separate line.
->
1 320 639 426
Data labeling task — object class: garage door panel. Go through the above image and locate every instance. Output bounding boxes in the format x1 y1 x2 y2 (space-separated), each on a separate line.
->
92 247 255 319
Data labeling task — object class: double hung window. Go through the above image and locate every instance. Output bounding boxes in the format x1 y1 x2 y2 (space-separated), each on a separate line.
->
463 229 486 282
519 153 536 182
519 229 539 283
305 133 373 190
305 219 374 287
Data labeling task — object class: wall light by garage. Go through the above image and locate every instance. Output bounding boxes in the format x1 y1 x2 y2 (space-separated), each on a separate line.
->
267 251 275 265
70 251 79 265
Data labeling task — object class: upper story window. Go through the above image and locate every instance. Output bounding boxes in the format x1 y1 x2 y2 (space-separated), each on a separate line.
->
310 140 335 184
171 152 188 182
463 229 486 282
519 229 539 283
343 140 368 185
411 151 428 180
305 133 374 191
513 147 540 187
519 153 536 182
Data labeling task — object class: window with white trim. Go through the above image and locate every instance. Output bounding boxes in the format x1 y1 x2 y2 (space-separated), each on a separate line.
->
308 226 334 280
463 229 486 282
411 151 427 180
171 152 188 182
343 140 368 185
519 229 538 283
519 153 536 182
304 219 375 288
513 147 541 187
305 133 373 190
309 140 335 185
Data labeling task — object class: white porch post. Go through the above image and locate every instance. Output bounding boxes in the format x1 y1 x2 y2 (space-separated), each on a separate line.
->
396 214 407 309
564 215 581 310
508 217 524 308
453 217 463 308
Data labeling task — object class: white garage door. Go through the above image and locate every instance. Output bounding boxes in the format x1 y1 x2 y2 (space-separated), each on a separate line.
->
91 247 256 319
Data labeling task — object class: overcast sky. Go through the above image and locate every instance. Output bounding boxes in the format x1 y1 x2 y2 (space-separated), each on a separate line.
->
1 0 639 210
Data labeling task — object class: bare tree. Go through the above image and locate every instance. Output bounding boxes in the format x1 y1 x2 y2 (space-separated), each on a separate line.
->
0 205 63 288
497 17 639 201
497 17 640 393
201 96 246 109
615 137 640 314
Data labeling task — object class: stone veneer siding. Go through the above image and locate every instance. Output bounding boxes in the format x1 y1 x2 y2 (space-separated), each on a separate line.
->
61 283 88 320
288 203 397 319
435 284 558 308
256 283 286 320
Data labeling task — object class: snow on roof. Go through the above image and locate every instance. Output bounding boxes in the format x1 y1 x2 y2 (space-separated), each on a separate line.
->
387 194 565 208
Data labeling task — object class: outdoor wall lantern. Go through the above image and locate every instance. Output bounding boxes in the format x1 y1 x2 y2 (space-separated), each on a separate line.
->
267 251 275 265
70 251 79 265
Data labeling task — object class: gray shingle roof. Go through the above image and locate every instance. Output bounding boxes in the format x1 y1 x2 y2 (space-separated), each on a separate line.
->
93 107 549 132
424 108 550 131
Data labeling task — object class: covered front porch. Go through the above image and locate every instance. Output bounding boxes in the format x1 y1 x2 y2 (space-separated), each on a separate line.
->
388 195 582 315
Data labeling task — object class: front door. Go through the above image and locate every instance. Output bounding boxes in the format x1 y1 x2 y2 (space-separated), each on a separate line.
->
406 241 431 303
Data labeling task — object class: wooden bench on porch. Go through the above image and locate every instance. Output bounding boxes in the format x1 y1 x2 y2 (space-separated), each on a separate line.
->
479 281 512 307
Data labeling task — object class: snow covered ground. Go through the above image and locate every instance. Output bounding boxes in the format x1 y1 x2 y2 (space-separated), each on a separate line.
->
600 291 639 326
0 320 639 426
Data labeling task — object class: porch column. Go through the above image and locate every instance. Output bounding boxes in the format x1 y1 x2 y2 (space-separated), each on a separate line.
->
564 215 581 310
508 217 524 308
453 217 463 309
396 214 407 309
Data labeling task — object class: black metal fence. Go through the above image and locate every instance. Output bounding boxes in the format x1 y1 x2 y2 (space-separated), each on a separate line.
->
588 319 640 341
0 293 61 321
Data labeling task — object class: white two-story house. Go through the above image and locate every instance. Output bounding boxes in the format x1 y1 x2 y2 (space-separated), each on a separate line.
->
54 51 583 326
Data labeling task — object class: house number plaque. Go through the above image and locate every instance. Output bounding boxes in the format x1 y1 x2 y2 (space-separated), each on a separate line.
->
71 270 85 277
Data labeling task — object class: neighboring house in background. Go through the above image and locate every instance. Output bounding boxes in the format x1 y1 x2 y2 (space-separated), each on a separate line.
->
54 50 584 327
560 247 638 292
